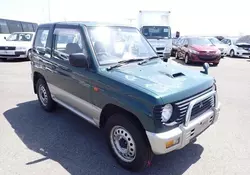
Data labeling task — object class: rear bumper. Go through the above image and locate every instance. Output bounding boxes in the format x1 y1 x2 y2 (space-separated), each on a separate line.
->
146 91 221 155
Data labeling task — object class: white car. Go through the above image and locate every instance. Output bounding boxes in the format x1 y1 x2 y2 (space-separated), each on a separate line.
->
221 37 250 58
206 37 228 58
0 32 35 61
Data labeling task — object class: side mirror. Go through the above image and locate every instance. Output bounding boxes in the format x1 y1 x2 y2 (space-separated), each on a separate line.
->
200 62 210 74
4 37 6 40
69 53 89 68
184 44 188 47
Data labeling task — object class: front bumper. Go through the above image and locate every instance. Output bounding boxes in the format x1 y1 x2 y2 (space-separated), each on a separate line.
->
146 92 221 155
0 50 28 59
234 50 250 57
189 53 221 63
163 52 171 61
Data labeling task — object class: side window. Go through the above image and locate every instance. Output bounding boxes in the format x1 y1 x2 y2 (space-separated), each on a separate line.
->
221 39 227 44
21 22 29 32
7 20 23 33
0 19 9 33
183 39 188 46
178 39 184 46
34 28 49 48
52 28 87 61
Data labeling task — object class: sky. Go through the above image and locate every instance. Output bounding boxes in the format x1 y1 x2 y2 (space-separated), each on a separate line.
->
0 0 249 36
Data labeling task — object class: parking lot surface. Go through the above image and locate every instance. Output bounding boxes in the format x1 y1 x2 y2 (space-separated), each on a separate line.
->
0 57 250 175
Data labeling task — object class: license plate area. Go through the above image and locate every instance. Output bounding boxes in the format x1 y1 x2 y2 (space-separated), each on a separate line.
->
186 115 214 143
0 50 15 55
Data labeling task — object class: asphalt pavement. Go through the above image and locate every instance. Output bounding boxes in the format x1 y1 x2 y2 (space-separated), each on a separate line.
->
0 57 250 175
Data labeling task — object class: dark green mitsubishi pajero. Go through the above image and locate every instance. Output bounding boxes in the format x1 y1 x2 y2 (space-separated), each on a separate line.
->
31 22 221 172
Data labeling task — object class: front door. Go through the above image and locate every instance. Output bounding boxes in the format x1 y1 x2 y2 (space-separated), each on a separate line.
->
48 24 101 126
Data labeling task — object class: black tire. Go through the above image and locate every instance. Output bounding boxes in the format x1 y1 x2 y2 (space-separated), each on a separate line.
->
36 78 56 112
104 114 153 172
175 51 179 59
184 54 190 64
230 50 235 58
26 49 32 61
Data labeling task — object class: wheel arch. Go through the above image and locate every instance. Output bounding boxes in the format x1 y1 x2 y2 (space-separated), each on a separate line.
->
33 71 46 94
99 103 151 146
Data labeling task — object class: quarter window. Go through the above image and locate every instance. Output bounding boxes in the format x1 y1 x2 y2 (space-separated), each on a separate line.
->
34 29 49 48
7 20 22 33
52 28 87 61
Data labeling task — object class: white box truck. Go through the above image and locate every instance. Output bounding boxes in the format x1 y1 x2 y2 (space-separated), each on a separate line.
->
137 10 172 61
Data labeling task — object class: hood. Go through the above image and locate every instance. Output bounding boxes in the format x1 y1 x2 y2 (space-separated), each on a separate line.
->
147 39 172 48
101 60 214 104
213 43 228 49
191 45 218 51
0 40 32 48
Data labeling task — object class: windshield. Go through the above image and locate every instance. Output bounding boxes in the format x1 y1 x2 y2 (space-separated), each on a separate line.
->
209 37 222 44
87 26 157 65
141 26 171 39
189 38 212 46
7 33 33 41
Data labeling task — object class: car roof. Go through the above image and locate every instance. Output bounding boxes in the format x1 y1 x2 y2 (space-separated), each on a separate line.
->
38 21 131 28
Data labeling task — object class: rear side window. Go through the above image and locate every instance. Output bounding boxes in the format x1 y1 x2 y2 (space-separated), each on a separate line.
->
52 28 88 61
7 20 23 33
34 29 49 48
0 19 9 33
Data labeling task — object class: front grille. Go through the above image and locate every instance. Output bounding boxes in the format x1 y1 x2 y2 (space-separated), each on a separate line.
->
190 96 214 120
198 55 217 61
243 53 250 55
156 47 165 51
219 48 224 51
174 86 214 124
0 46 16 50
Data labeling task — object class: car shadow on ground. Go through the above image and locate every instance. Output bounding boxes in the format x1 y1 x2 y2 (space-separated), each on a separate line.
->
171 58 212 67
4 100 204 175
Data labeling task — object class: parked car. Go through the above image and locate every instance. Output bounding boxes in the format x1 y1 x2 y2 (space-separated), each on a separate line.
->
31 22 221 172
176 37 221 66
171 37 181 56
0 32 35 61
221 36 250 58
205 37 228 58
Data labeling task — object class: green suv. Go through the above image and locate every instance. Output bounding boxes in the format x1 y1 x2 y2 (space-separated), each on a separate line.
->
31 22 221 172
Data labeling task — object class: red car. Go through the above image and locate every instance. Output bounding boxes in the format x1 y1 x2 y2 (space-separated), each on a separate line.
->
176 37 221 66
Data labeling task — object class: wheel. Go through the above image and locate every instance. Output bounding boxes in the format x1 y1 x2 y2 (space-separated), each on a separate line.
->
36 78 56 112
184 54 190 64
27 49 32 60
230 50 235 57
175 51 179 59
105 114 153 172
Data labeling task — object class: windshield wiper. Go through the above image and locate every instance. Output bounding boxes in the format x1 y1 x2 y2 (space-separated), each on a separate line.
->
118 58 144 64
106 58 144 71
138 56 159 65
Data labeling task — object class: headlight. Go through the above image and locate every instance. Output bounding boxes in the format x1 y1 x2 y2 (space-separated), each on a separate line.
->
164 47 172 52
161 104 173 123
189 49 199 54
16 47 26 50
